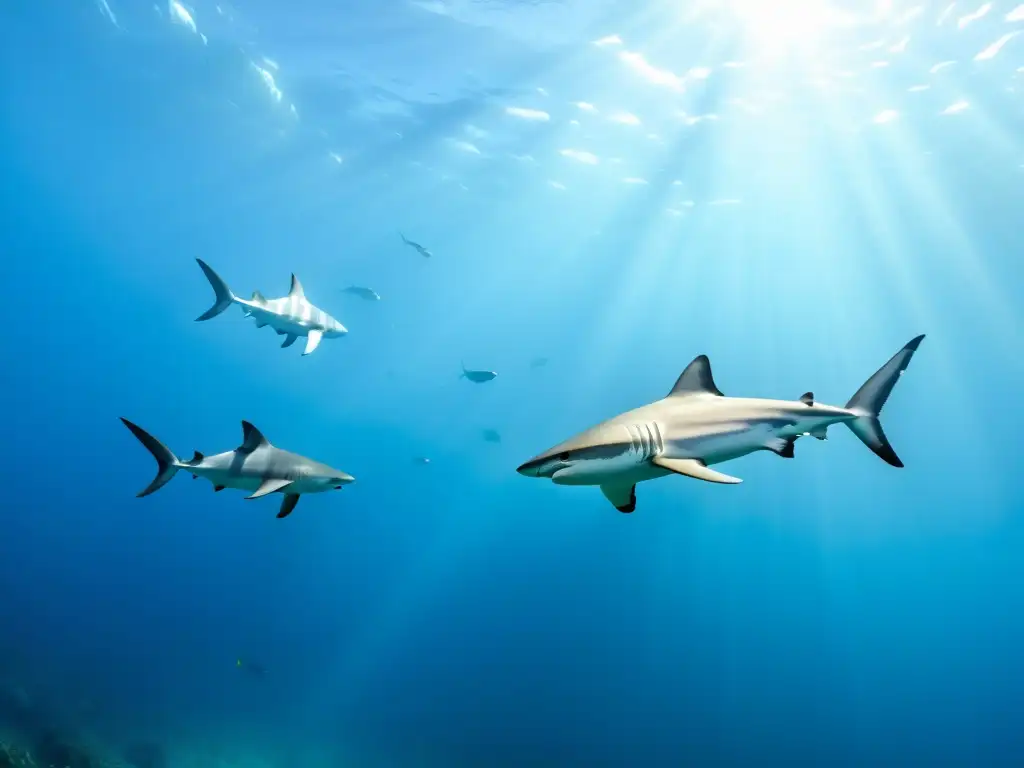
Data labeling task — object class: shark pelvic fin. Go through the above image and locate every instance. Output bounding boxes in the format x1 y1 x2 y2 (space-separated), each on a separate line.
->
281 334 298 348
247 478 293 499
668 355 724 398
303 330 323 356
238 421 271 453
765 436 797 458
288 274 305 298
800 392 814 405
600 483 637 513
255 320 268 329
277 495 300 519
653 456 742 484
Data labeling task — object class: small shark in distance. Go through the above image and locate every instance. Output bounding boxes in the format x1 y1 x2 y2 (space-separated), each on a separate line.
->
120 418 355 519
460 362 497 383
342 285 381 301
195 259 347 355
517 335 925 513
399 231 432 258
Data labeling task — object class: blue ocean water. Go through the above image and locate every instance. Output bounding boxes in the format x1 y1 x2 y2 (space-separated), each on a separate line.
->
1 0 1023 765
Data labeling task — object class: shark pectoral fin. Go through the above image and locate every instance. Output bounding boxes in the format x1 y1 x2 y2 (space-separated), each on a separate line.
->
600 483 637 513
653 456 742 484
246 478 293 499
765 436 797 458
277 495 300 519
281 334 298 348
303 330 323 355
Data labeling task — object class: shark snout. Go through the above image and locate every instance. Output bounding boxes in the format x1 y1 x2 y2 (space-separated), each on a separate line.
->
516 457 553 478
516 461 537 477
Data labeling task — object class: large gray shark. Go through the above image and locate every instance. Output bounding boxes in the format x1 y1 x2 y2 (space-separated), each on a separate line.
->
517 335 924 513
195 259 347 355
120 418 355 518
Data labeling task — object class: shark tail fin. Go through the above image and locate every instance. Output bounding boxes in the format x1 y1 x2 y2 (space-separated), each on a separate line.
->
195 259 235 321
120 418 180 497
844 335 925 468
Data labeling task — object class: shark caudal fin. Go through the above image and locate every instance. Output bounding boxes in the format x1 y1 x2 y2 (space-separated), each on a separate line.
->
844 335 925 468
120 418 181 497
195 259 235 321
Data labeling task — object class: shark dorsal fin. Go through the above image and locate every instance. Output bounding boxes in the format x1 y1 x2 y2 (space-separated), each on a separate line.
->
288 274 304 298
239 421 271 453
800 391 814 405
668 355 724 397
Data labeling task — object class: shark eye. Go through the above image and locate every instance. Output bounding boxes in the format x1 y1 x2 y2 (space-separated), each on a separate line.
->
558 452 570 462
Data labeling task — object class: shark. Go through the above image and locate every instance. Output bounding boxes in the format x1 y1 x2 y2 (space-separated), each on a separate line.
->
342 285 381 301
120 418 355 518
194 259 347 355
517 335 924 513
399 232 433 258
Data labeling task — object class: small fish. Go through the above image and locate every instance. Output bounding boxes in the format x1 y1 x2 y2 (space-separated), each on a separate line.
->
342 286 381 301
460 362 497 383
415 456 431 465
399 231 433 258
482 429 501 444
530 357 549 369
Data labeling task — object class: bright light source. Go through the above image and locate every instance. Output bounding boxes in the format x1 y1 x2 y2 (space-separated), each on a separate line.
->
725 0 855 56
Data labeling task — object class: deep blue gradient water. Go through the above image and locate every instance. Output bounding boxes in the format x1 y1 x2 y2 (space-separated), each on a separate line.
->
1 1 1023 766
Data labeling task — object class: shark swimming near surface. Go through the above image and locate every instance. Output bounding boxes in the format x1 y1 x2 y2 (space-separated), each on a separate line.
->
517 335 925 513
120 418 355 518
194 259 347 355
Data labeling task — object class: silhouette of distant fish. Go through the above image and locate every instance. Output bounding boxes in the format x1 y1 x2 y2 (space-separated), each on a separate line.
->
482 429 501 444
530 357 549 369
399 231 432 258
342 286 381 301
460 362 497 383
